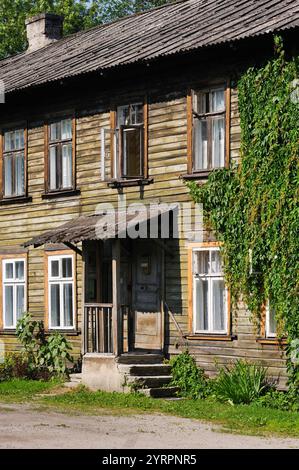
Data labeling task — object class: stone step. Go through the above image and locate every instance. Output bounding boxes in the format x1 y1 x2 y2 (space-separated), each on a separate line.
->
69 373 82 383
139 386 179 398
118 364 172 376
126 375 172 388
117 353 164 365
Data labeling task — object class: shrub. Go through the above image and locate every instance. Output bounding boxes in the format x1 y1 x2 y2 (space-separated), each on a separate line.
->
169 350 211 399
0 352 30 381
255 388 299 412
213 359 270 404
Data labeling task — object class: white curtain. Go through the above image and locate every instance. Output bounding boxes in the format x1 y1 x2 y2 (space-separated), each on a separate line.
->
194 119 208 170
212 117 225 167
195 277 209 331
63 283 73 327
50 284 60 327
212 279 225 331
62 144 72 188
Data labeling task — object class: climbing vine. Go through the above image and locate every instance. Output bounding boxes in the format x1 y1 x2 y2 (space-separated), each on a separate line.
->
187 37 299 389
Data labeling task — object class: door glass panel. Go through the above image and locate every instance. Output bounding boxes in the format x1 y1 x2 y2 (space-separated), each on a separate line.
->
194 119 208 170
4 285 14 327
63 283 73 327
16 285 25 320
195 277 209 331
62 258 72 278
212 279 226 331
50 284 60 327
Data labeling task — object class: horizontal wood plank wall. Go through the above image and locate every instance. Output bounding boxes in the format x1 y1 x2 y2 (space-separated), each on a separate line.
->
0 80 287 385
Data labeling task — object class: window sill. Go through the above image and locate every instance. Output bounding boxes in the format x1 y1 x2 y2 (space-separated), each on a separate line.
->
42 189 81 199
181 171 213 181
186 334 236 341
107 178 153 189
256 337 287 346
0 329 81 336
0 329 17 335
0 196 32 206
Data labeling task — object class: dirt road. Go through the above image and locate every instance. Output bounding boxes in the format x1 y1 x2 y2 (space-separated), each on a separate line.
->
0 404 298 449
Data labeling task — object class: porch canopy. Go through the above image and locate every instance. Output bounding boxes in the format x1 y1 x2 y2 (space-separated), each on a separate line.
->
23 205 175 248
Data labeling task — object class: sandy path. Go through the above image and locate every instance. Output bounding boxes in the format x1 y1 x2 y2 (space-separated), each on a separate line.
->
0 404 298 449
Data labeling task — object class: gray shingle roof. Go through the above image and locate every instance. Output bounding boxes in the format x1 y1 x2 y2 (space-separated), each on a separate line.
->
1 0 299 94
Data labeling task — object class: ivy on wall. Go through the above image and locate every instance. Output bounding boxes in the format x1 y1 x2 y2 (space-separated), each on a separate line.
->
187 37 299 388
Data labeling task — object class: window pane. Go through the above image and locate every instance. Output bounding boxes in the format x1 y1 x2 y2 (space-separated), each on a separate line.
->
50 284 60 327
131 104 143 124
61 119 72 140
4 155 13 197
50 122 60 141
4 132 12 151
212 279 226 331
4 285 14 327
117 105 130 126
63 283 73 327
14 130 24 150
210 251 222 274
15 261 24 280
51 260 59 278
15 152 25 196
49 145 59 190
5 262 14 280
194 119 208 170
62 144 72 188
123 128 142 177
193 251 209 275
268 306 277 336
195 277 209 331
62 258 72 278
211 89 225 112
212 117 225 167
16 285 25 320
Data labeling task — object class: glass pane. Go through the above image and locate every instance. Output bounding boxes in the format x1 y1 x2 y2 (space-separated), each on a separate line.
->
4 155 13 197
117 105 130 126
196 92 209 113
195 278 209 331
51 260 59 278
15 152 25 196
50 284 60 327
63 283 73 327
210 251 222 274
62 144 72 188
49 145 58 190
5 262 14 280
212 117 225 167
193 251 209 275
50 122 60 141
4 132 12 151
211 89 225 112
212 279 226 331
4 285 14 327
62 258 72 278
131 104 143 124
61 119 72 140
16 285 25 320
15 261 24 280
268 306 277 336
194 119 208 170
14 130 24 150
123 128 142 177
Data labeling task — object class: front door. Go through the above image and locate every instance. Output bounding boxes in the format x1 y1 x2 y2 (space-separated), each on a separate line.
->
132 241 163 351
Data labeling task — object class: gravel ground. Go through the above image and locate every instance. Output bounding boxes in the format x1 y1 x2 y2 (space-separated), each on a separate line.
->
0 404 298 449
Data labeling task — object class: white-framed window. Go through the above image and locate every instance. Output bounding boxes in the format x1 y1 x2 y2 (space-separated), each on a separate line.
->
48 255 74 329
192 247 228 334
192 86 226 171
2 258 26 328
48 118 73 191
266 302 276 338
3 129 25 197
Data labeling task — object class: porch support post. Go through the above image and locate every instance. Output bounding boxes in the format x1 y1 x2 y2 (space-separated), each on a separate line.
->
112 238 122 356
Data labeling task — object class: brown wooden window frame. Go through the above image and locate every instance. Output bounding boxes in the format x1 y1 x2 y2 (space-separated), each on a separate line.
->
187 81 231 178
186 242 233 341
44 115 76 195
0 124 29 202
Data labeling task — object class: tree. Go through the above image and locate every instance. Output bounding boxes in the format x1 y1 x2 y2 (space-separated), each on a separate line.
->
0 0 173 59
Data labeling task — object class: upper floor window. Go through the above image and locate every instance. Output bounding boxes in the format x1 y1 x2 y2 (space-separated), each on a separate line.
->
191 86 227 172
2 258 26 329
192 247 228 334
101 103 146 182
2 129 26 198
47 118 74 192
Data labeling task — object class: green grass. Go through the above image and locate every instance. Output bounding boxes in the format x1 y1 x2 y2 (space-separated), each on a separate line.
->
0 380 299 438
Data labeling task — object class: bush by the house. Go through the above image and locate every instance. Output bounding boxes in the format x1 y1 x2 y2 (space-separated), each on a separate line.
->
255 388 299 412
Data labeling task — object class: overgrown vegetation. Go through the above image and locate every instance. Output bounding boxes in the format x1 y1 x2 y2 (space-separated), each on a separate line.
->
169 350 211 398
187 37 299 390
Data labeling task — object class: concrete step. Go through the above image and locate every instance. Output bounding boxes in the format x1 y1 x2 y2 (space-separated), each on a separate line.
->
126 375 172 388
139 386 179 398
117 353 164 365
118 364 171 376
69 373 82 383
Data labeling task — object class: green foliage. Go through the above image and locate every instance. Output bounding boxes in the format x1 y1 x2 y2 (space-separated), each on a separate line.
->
16 312 73 377
169 350 211 398
213 360 270 404
255 388 299 412
0 352 31 381
187 37 299 388
0 0 173 59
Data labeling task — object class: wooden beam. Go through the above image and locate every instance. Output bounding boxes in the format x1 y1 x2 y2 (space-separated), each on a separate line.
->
64 242 82 256
112 238 122 356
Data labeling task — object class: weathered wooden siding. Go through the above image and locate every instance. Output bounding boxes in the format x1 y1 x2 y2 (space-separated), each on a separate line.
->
0 75 287 385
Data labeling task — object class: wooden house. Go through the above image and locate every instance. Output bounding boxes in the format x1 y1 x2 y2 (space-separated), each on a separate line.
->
0 0 298 393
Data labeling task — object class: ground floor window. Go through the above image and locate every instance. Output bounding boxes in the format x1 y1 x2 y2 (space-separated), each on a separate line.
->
192 246 228 334
265 302 277 338
48 254 75 329
2 258 26 328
